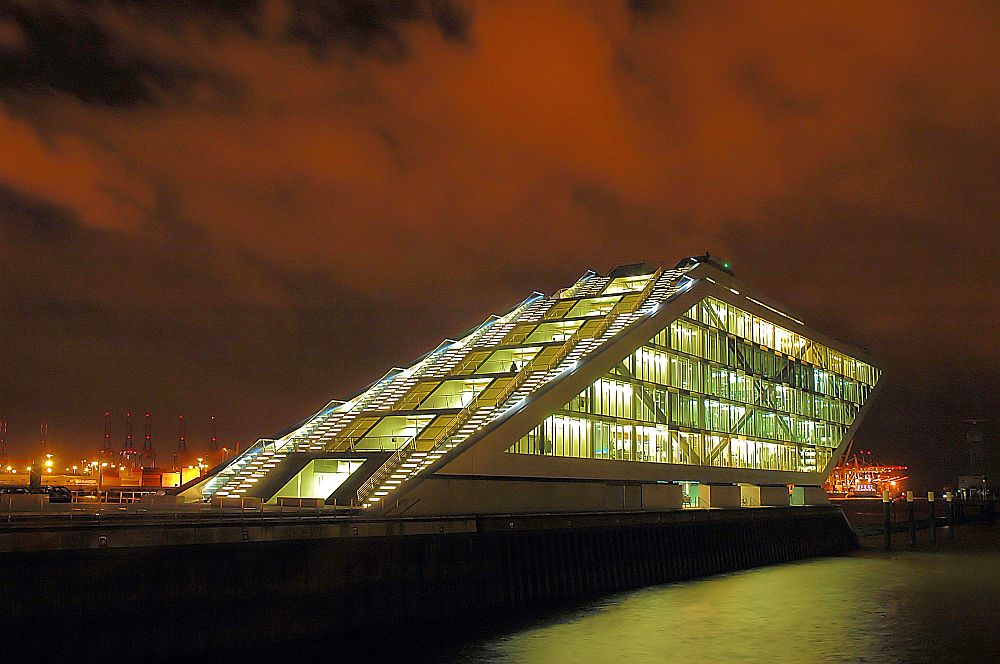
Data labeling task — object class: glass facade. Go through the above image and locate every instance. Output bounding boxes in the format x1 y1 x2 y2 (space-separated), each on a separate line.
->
509 297 880 473
203 261 881 504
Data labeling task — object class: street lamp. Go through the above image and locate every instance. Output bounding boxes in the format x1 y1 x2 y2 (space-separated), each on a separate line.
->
91 461 108 502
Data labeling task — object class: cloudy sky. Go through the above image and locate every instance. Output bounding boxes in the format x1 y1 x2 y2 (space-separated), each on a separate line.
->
0 1 997 485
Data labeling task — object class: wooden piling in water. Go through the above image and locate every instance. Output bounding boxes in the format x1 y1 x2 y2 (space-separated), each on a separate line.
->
946 491 956 540
928 492 937 542
907 491 916 547
883 490 892 550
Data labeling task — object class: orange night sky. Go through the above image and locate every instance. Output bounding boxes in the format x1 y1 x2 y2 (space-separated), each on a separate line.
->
0 1 997 486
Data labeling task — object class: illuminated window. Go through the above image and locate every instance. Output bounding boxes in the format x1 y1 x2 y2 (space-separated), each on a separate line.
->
357 416 435 450
418 378 493 410
603 274 652 294
508 296 872 474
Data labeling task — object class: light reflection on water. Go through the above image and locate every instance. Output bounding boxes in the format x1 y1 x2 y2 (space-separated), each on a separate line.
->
452 545 1000 664
226 533 1000 664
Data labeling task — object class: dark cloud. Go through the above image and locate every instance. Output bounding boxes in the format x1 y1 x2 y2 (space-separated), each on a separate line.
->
0 0 997 486
0 1 201 106
288 0 472 58
0 0 470 106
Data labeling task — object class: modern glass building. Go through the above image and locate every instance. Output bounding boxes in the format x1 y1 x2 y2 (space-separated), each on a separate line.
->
187 256 880 514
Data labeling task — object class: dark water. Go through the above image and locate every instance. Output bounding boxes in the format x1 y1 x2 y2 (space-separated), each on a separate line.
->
227 528 1000 664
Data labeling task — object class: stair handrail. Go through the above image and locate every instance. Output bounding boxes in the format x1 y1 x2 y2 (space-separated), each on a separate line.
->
424 266 667 454
357 268 670 509
554 269 598 299
201 438 271 500
355 436 415 505
323 292 551 461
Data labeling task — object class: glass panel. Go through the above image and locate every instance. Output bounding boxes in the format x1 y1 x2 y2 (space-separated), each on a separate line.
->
418 378 493 409
603 274 652 294
524 320 584 344
566 295 621 318
475 347 542 374
507 296 878 474
358 415 435 449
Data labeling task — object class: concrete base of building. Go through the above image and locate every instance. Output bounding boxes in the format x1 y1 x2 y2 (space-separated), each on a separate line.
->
791 486 830 506
398 477 649 515
700 484 742 508
741 484 791 507
641 483 683 509
396 478 709 515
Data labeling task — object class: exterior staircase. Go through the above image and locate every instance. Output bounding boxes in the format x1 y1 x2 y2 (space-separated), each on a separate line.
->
357 266 670 509
200 439 285 500
203 268 695 507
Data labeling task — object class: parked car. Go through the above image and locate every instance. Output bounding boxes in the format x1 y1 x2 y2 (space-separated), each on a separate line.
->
44 486 73 503
0 485 72 502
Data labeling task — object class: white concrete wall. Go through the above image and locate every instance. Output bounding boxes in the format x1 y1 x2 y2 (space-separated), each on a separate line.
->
740 484 790 507
791 486 830 506
759 486 791 506
642 483 683 509
397 478 679 516
700 484 741 508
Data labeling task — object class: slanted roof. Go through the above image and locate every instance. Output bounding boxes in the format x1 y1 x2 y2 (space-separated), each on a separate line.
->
198 256 880 506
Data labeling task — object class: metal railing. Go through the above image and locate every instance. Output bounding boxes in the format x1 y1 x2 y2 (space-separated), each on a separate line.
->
0 501 359 528
424 266 666 454
351 268 669 508
332 436 417 452
355 436 415 505
200 439 272 500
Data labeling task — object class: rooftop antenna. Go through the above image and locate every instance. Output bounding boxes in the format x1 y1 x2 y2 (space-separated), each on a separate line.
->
122 410 137 470
0 419 7 463
209 415 218 452
174 415 186 470
39 422 48 457
143 412 155 468
102 410 113 457
124 410 134 452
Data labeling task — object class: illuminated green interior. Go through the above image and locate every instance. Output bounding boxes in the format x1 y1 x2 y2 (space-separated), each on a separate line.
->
271 459 365 502
508 297 879 473
202 260 879 505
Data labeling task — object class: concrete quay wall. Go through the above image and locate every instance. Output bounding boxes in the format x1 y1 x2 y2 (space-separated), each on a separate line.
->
0 506 855 660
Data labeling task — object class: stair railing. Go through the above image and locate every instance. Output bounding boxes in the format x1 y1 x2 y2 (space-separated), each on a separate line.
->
355 436 415 506
356 268 670 509
425 266 667 454
201 439 271 500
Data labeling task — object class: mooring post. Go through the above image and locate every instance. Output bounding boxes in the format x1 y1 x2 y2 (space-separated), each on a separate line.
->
946 491 955 540
927 491 936 542
882 489 891 551
906 491 916 546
